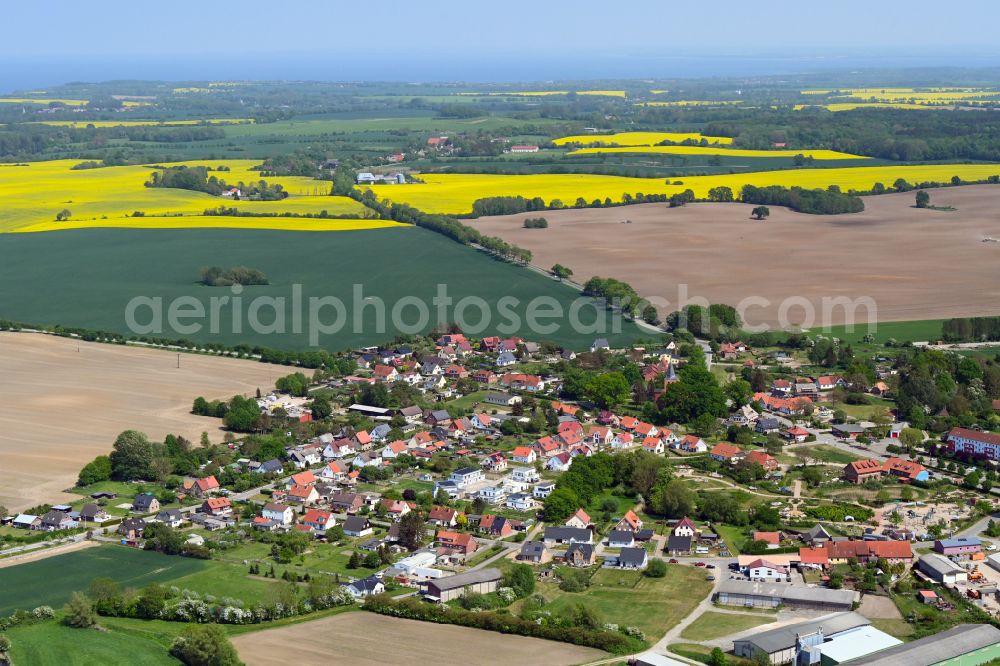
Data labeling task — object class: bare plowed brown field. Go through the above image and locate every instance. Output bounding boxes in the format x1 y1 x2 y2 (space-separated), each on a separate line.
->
232 612 607 666
0 333 286 511
473 185 1000 327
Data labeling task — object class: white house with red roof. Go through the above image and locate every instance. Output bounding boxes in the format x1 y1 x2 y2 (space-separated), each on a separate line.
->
642 437 665 454
545 452 572 471
288 470 317 488
615 510 643 532
673 516 697 537
184 475 220 497
380 499 412 520
301 509 335 531
565 508 592 529
784 426 810 443
381 440 409 459
745 558 788 581
481 452 507 472
510 446 537 464
373 365 399 382
587 425 614 447
471 413 494 430
677 435 707 453
286 484 319 505
711 443 745 462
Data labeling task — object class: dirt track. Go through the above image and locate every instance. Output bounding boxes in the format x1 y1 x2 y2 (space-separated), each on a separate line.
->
0 333 286 511
473 185 1000 327
232 612 607 666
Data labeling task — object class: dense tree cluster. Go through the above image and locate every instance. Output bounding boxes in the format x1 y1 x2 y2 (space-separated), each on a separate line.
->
198 266 268 287
739 184 865 215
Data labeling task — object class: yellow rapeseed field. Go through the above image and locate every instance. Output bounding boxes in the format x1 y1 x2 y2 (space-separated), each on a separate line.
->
553 131 733 146
27 119 253 128
0 98 90 106
566 146 867 160
794 103 945 112
0 160 374 233
364 164 1000 215
641 100 742 107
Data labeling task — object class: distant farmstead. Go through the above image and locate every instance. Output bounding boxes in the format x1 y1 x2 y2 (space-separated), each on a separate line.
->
509 145 539 153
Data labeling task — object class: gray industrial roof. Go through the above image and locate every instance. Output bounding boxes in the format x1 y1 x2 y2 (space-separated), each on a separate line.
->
718 579 857 607
838 624 1000 665
428 567 502 592
735 612 869 654
917 553 965 577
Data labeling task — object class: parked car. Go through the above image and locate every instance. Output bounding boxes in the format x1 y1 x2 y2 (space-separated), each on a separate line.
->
694 562 706 567
706 574 716 581
706 564 716 569
669 558 679 564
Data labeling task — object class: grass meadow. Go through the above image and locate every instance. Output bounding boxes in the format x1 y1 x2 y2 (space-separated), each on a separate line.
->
0 226 649 351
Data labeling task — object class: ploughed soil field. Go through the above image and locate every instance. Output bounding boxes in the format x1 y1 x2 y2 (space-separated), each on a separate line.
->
231 612 608 666
472 184 1000 328
0 332 285 511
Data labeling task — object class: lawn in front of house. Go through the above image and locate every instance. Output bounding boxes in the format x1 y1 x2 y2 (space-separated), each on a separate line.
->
534 565 713 640
679 610 774 641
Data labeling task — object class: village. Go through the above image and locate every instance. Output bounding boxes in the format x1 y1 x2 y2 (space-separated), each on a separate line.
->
4 328 1000 666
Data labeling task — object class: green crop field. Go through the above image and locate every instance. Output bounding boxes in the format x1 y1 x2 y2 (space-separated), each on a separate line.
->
0 546 209 616
815 319 947 344
0 226 649 351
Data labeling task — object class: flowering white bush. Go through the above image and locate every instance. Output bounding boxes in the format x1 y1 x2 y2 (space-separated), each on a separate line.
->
31 607 54 619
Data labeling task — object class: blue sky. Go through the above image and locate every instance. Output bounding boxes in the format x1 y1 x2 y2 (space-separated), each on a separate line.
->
4 1 1000 85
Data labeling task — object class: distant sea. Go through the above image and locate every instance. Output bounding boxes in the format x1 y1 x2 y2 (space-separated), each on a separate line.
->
4 50 1000 91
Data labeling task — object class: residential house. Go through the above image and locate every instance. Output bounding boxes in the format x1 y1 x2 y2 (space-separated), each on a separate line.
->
479 514 513 538
711 443 745 463
154 509 184 527
39 510 74 532
288 470 317 487
437 530 478 556
505 493 535 511
485 392 520 407
673 516 697 537
510 446 537 464
256 458 285 474
184 475 220 497
666 534 693 555
342 516 373 537
564 542 596 567
131 493 160 514
591 338 610 352
398 405 423 423
831 423 867 439
262 503 295 525
565 508 593 530
478 485 507 505
588 425 615 447
543 527 593 546
496 351 517 367
642 437 665 455
380 499 412 520
677 435 707 453
301 509 336 531
344 576 385 599
608 529 636 548
330 492 365 514
784 426 810 443
428 506 458 527
118 517 146 540
615 510 643 532
381 440 409 459
753 532 781 548
471 413 494 431
746 450 779 472
883 458 929 483
746 558 789 581
201 497 232 517
511 467 540 484
517 540 552 564
481 452 507 472
730 404 760 426
755 417 781 434
369 424 392 443
286 484 320 505
606 547 647 570
351 451 383 469
533 481 556 499
545 452 573 471
322 439 355 460
79 504 111 523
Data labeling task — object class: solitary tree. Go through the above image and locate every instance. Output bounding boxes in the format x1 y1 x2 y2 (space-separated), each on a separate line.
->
170 624 243 666
915 190 930 208
551 264 573 281
55 208 72 221
751 206 770 220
